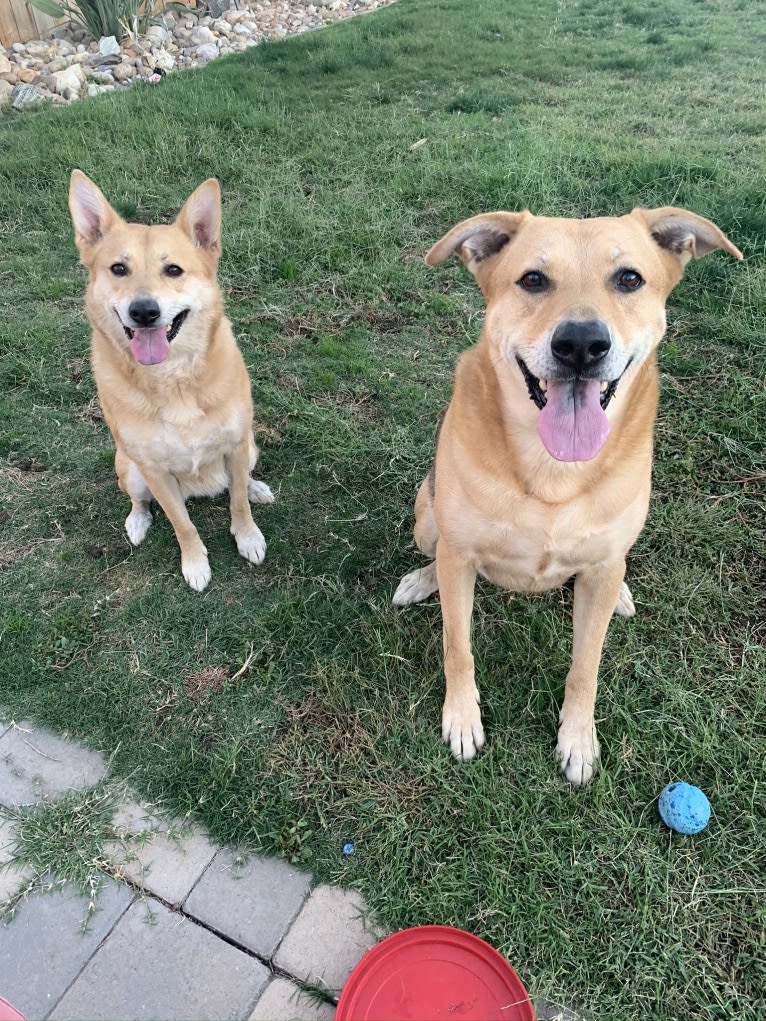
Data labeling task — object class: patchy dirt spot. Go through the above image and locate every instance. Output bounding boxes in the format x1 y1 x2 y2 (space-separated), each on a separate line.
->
67 356 90 383
76 395 104 425
15 458 48 472
183 665 230 699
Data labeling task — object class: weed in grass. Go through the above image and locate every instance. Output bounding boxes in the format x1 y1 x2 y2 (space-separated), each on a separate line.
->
0 786 121 928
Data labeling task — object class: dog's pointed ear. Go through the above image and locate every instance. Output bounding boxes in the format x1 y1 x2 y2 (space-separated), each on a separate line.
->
634 206 743 266
176 179 221 256
69 170 122 252
425 212 530 286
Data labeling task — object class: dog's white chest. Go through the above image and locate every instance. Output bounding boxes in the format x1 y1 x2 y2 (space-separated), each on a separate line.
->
457 499 633 593
122 403 244 497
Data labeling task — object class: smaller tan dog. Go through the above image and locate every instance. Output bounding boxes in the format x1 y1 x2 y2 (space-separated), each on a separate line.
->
394 205 741 783
69 170 273 591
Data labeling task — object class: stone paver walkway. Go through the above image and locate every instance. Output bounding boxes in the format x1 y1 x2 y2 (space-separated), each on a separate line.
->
0 720 382 1020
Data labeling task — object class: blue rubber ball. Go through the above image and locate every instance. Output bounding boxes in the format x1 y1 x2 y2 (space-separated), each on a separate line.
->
658 782 711 834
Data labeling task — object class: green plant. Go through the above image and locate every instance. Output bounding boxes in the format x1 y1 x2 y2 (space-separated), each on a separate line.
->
29 0 164 40
0 787 121 928
271 819 313 865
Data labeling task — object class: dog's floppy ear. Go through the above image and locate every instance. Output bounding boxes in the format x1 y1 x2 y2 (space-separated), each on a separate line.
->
176 179 221 256
425 211 530 286
635 206 743 266
69 170 123 254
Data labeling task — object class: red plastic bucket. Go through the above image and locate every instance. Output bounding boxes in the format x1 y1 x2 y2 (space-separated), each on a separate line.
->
335 925 535 1020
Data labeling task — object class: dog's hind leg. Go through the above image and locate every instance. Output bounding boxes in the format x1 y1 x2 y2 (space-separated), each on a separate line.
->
246 435 275 505
116 450 153 546
393 473 440 605
393 562 438 606
227 436 267 568
248 479 275 504
613 581 635 618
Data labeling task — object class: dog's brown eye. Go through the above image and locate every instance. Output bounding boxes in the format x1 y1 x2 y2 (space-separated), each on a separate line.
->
517 271 548 292
164 264 183 278
616 269 644 291
110 262 128 276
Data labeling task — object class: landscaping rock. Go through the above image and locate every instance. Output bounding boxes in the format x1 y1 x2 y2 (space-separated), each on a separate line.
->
0 79 14 107
112 61 135 83
207 0 235 16
194 43 220 64
0 0 397 109
52 62 85 96
10 82 45 109
89 68 115 84
146 25 170 46
98 35 121 57
153 48 177 72
190 26 216 45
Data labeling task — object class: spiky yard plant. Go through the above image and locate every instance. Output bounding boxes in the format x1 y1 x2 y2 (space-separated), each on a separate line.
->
29 0 162 41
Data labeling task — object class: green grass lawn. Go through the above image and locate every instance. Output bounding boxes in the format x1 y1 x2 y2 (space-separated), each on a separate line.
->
1 0 765 1015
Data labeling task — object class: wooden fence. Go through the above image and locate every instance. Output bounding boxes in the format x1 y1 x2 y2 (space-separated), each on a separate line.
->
0 2 64 46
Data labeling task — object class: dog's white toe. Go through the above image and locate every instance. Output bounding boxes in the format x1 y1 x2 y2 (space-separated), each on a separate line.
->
234 525 267 565
442 691 485 761
393 563 439 606
182 554 212 592
248 480 275 505
613 581 636 618
557 718 600 785
125 508 152 546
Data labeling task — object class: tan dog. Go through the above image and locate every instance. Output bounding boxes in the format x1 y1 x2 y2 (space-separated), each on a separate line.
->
394 207 741 783
69 170 274 591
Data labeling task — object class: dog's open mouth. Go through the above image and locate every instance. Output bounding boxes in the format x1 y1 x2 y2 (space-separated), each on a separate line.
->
516 357 628 463
121 310 189 366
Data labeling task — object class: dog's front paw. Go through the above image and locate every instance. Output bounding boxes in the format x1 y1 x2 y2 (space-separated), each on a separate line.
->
182 553 212 592
125 508 152 545
392 563 439 606
234 524 266 565
557 717 600 785
248 480 275 505
442 690 485 761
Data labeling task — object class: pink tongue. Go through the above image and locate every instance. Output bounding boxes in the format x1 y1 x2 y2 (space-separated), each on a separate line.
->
129 327 170 366
537 379 610 462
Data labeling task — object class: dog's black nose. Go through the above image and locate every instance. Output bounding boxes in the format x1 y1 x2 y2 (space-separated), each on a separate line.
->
551 319 611 374
128 298 162 328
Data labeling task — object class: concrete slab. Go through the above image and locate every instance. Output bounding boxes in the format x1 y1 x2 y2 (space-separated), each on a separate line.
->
184 849 311 958
49 898 269 1021
103 800 217 906
274 885 382 996
0 812 34 902
0 815 34 902
249 977 335 1021
0 816 17 865
0 721 106 807
0 876 133 1020
0 859 34 908
534 998 583 1020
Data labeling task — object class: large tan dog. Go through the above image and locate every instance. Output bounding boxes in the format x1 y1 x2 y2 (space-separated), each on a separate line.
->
394 206 741 783
69 170 274 591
